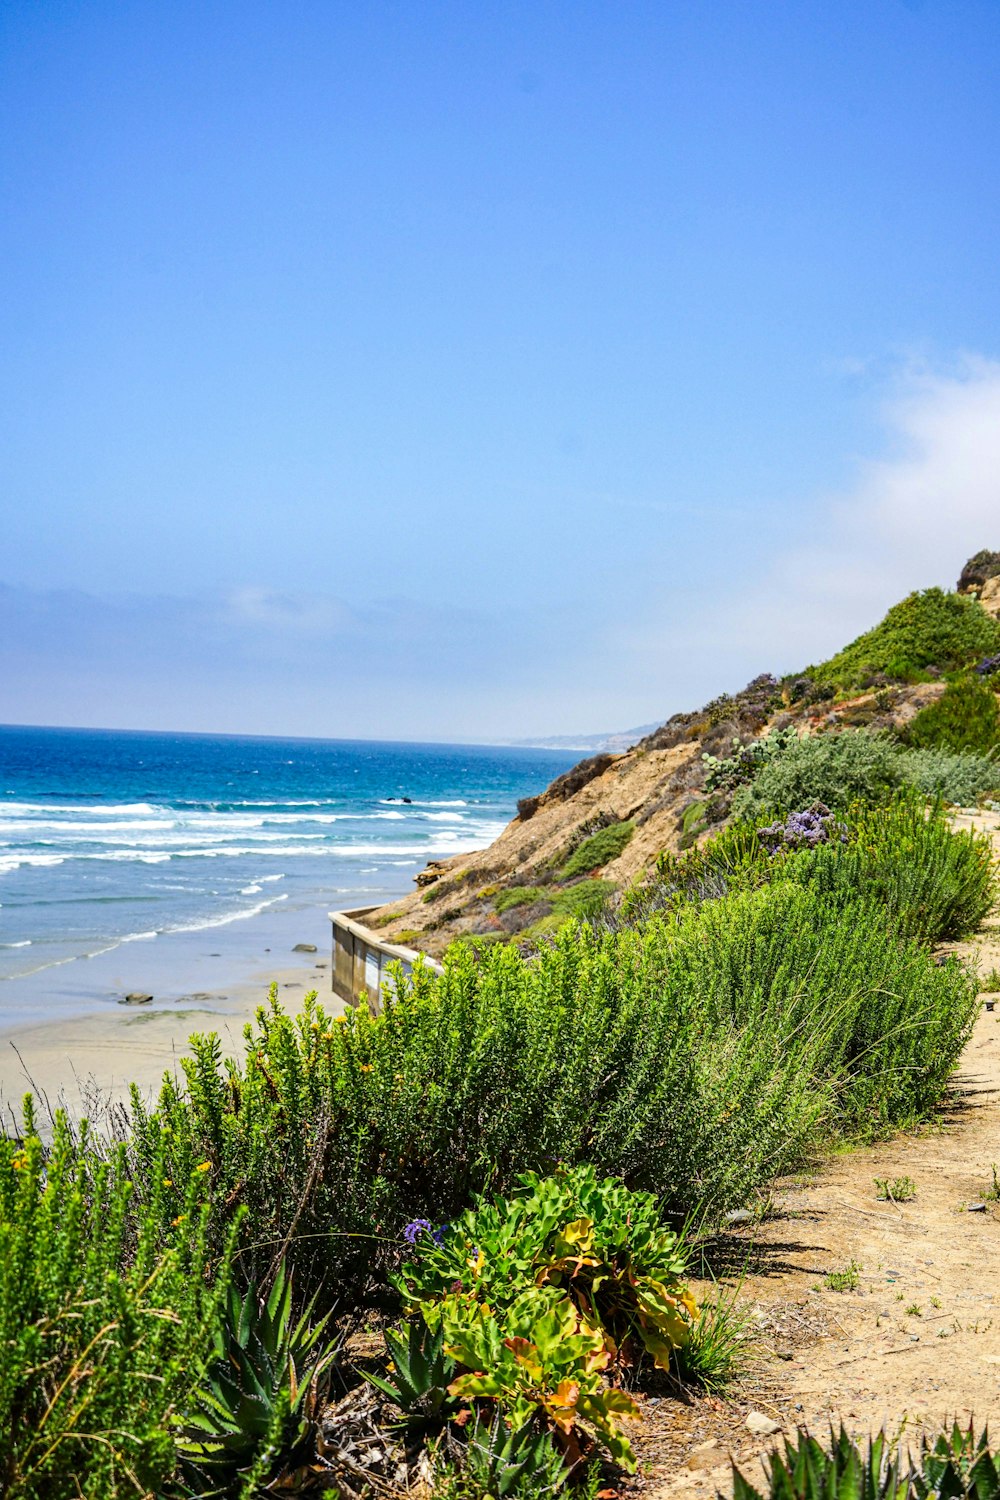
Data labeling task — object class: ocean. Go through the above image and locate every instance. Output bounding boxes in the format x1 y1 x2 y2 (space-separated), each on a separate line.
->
0 725 578 1026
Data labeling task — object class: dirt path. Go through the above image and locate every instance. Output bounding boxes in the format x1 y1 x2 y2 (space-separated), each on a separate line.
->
629 812 1000 1498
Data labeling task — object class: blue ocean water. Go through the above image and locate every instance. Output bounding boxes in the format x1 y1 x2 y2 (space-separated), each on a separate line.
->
0 726 577 997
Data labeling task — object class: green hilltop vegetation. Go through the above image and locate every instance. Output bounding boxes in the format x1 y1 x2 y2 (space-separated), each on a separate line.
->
5 558 1000 1497
808 585 1000 690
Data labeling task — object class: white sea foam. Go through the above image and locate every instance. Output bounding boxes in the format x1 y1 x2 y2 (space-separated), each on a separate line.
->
380 798 469 807
0 801 164 817
0 853 67 873
0 940 31 948
166 893 289 934
240 883 262 895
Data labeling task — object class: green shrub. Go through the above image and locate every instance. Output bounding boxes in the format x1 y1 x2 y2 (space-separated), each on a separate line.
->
127 851 978 1315
809 588 1000 691
905 673 1000 754
550 879 616 918
436 1288 641 1470
494 885 548 913
665 882 978 1133
0 1108 228 1500
127 938 825 1307
560 821 635 878
898 746 1000 804
389 1166 707 1473
776 793 996 944
702 728 798 794
732 730 902 818
396 1165 697 1372
617 820 771 925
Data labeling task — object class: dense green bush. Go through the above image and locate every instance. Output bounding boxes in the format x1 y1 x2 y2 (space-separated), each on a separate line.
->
547 878 616 918
898 745 1000 803
616 820 771 924
665 882 977 1133
778 795 996 944
560 821 634 878
127 939 825 1306
0 1109 228 1500
732 729 902 818
626 795 994 948
125 832 981 1313
904 672 1000 754
809 588 1000 691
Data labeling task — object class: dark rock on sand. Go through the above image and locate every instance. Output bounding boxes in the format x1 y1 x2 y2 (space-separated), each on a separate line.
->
120 992 153 1005
293 943 318 953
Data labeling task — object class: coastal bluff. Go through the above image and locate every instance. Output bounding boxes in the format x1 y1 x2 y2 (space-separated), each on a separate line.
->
362 550 1000 961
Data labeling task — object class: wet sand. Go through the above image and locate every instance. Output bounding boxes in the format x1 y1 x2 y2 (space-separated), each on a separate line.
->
0 899 355 1126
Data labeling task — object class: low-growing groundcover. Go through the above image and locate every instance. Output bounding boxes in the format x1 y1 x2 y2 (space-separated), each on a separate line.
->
0 795 993 1497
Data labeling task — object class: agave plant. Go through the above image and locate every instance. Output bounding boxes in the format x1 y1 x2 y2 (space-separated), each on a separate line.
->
364 1316 458 1434
174 1260 338 1497
912 1423 999 1500
733 1424 1000 1500
732 1426 910 1500
459 1412 569 1498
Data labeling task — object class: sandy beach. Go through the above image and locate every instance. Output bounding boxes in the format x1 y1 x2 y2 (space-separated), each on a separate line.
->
0 896 355 1126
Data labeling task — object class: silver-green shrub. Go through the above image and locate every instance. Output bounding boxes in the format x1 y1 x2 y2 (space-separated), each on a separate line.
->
897 746 1000 804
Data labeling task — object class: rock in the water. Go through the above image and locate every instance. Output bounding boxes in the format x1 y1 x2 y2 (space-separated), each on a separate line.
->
293 943 318 953
120 992 153 1005
745 1412 782 1437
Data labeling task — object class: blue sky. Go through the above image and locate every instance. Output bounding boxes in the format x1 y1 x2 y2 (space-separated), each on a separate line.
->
4 1 1000 740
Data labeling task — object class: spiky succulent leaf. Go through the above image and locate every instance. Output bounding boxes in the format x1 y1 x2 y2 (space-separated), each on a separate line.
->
174 1260 337 1493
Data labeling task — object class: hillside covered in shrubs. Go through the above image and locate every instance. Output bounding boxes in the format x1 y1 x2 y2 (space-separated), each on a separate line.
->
4 553 1000 1497
369 555 1000 956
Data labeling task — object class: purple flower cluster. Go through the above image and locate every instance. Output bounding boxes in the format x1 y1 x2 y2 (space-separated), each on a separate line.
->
975 654 1000 677
402 1218 448 1246
757 802 847 856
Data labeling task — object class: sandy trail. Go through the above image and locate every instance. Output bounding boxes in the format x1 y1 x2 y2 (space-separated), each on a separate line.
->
630 815 1000 1497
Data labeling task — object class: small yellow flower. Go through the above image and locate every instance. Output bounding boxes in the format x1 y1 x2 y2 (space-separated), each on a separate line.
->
171 1215 186 1227
334 1014 349 1024
360 1064 372 1073
11 1154 27 1171
196 1161 212 1173
322 1031 333 1040
163 1178 173 1187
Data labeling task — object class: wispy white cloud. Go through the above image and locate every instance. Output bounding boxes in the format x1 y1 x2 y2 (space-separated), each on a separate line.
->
618 354 1000 701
